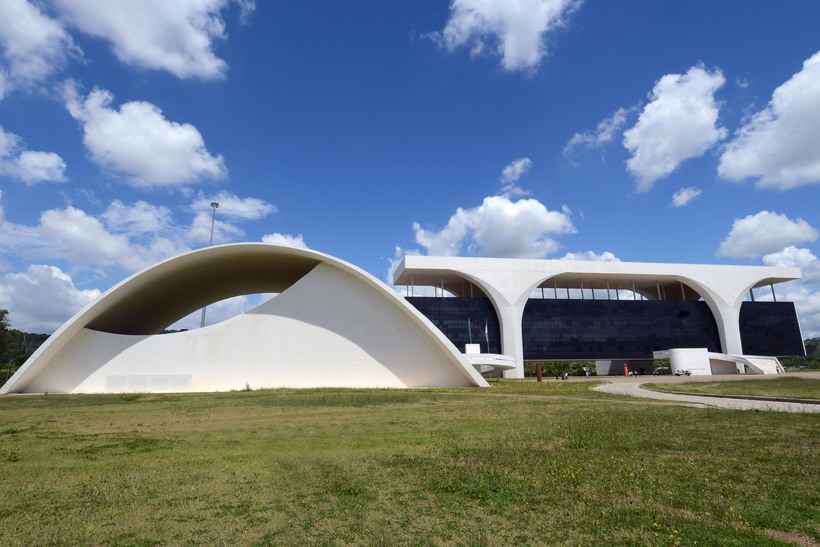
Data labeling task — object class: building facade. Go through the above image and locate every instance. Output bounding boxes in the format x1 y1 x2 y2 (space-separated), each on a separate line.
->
0 245 806 394
393 255 805 378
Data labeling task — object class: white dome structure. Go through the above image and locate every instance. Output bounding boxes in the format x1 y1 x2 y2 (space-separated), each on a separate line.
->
1 244 488 394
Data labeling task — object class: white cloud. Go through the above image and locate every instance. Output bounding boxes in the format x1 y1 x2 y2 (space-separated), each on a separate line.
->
102 200 173 235
499 157 532 196
763 246 820 284
63 82 226 187
560 250 620 262
718 51 820 190
37 206 133 266
624 66 727 191
52 0 254 80
717 211 818 259
0 265 100 332
193 191 275 220
0 0 76 94
435 0 580 72
671 186 702 207
187 211 244 244
0 195 190 273
0 126 67 184
413 195 575 258
564 107 631 156
261 233 308 249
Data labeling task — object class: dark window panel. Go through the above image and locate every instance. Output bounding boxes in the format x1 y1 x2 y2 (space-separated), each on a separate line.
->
739 302 805 357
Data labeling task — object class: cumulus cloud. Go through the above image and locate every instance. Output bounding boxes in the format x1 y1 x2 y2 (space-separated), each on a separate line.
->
434 0 580 72
0 194 191 273
624 66 727 191
102 200 173 235
671 186 702 207
261 233 308 249
0 0 77 95
564 107 631 157
193 191 275 220
63 82 226 187
560 250 620 262
187 211 244 244
718 51 820 190
52 0 254 80
499 157 532 196
413 195 575 258
0 264 100 332
763 246 820 284
0 126 67 184
717 211 818 259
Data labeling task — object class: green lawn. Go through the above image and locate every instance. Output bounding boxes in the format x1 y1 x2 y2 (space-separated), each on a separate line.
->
645 377 820 401
0 382 818 545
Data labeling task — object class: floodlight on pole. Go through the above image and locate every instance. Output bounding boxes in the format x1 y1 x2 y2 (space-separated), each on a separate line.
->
199 201 220 328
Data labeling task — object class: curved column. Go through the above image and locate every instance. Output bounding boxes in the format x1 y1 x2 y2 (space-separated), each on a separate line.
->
713 303 744 355
498 303 526 379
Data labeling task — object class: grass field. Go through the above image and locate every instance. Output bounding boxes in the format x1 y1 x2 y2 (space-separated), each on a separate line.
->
645 377 820 401
0 381 818 545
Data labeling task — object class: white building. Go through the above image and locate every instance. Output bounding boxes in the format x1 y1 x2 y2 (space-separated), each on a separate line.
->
0 245 805 394
393 255 804 378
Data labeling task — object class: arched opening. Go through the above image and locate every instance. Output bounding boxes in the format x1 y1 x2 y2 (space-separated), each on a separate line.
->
86 248 320 335
521 275 722 361
167 293 277 332
394 273 502 355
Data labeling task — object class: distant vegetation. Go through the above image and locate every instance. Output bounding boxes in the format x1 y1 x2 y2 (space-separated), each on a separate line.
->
0 310 50 384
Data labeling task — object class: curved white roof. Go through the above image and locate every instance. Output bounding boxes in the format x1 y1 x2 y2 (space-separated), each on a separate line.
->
2 243 488 393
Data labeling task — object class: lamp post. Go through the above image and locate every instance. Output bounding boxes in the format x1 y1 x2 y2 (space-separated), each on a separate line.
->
199 201 220 328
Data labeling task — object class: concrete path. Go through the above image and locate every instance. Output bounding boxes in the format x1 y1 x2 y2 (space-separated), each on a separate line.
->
595 379 820 414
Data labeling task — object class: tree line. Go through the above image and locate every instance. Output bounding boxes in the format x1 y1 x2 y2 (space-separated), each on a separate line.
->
0 310 50 384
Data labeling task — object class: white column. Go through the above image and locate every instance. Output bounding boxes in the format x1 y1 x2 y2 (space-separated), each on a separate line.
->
714 303 744 355
498 303 525 379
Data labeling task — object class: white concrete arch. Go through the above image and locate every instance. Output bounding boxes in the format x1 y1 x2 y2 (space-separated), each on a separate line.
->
520 272 726 347
394 255 801 378
1 244 488 394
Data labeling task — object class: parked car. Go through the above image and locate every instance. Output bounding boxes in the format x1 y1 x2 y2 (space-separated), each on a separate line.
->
652 367 670 375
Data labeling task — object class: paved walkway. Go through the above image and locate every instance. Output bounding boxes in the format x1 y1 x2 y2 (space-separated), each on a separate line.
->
595 379 820 414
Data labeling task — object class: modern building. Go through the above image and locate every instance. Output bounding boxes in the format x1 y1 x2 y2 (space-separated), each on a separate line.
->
393 255 805 378
0 244 807 394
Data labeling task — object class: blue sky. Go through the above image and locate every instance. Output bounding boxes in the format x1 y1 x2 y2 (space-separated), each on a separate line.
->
1 0 819 335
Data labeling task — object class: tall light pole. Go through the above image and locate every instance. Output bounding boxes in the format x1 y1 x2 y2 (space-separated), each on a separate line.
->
199 201 220 328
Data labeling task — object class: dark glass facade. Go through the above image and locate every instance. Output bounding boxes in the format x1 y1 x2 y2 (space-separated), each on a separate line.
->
407 296 805 360
739 302 805 356
522 299 722 360
406 297 501 354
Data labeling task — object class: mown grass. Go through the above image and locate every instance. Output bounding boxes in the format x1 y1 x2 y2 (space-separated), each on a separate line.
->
646 377 820 401
0 381 817 545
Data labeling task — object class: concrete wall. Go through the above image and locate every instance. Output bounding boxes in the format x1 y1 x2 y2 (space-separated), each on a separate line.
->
23 263 482 393
3 244 488 394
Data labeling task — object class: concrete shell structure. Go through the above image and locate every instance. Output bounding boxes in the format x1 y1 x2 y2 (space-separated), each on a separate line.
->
1 244 488 394
394 255 803 378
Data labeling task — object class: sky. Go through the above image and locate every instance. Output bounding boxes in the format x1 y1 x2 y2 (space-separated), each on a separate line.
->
0 0 819 336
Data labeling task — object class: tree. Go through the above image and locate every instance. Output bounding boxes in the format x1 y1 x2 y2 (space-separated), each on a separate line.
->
0 309 9 364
